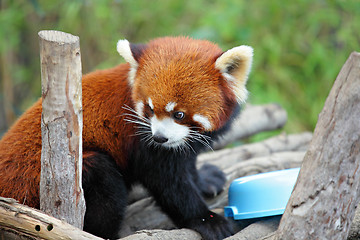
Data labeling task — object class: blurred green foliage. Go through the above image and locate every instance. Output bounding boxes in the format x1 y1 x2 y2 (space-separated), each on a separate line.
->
1 0 359 136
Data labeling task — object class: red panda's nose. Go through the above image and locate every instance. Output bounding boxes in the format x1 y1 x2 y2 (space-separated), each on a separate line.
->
153 133 168 143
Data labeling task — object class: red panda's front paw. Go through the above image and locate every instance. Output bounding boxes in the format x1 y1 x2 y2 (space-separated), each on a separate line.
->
197 164 226 198
185 211 233 240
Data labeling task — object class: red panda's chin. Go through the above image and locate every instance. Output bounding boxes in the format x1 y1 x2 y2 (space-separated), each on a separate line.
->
157 139 186 149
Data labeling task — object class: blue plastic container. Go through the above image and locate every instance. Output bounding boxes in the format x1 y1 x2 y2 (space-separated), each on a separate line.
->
224 168 300 220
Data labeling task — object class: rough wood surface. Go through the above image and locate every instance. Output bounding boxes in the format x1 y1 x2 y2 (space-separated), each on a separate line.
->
271 52 360 240
225 216 281 240
199 132 312 168
213 103 287 149
0 197 100 240
39 30 85 229
348 204 360 240
120 229 201 240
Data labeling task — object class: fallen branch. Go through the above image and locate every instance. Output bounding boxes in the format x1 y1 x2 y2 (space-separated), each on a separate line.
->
225 216 281 240
213 103 287 149
120 229 201 240
0 197 100 240
199 132 312 168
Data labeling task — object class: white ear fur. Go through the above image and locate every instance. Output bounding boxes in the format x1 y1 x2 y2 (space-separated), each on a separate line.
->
117 39 138 86
215 45 253 103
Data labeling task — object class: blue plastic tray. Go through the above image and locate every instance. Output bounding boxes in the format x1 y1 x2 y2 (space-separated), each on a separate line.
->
224 168 300 220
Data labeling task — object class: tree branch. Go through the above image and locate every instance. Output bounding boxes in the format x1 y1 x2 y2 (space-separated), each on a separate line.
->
0 197 101 240
213 104 287 149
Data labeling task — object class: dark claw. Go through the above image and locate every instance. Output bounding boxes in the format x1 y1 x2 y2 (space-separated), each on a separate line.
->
197 164 226 198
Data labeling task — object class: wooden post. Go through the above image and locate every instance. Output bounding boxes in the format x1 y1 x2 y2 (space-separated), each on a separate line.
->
39 30 85 229
273 52 360 239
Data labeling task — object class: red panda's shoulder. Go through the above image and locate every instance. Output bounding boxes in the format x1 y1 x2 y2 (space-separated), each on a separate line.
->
82 63 130 87
81 63 135 167
82 63 132 110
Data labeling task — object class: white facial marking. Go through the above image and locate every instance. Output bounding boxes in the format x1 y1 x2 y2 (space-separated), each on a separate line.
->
148 98 154 110
151 116 189 148
117 40 138 87
135 101 144 117
165 102 177 112
193 114 212 131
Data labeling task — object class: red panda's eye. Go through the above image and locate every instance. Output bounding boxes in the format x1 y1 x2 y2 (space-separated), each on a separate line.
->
145 105 154 118
173 111 185 120
149 106 154 114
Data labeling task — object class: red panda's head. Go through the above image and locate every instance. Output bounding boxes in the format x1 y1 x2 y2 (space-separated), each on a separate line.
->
117 37 253 149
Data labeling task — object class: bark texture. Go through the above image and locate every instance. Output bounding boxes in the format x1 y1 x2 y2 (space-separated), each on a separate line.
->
39 30 85 229
0 197 100 240
273 52 360 240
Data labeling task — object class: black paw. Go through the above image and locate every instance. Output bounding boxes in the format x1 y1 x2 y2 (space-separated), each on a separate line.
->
197 164 226 198
185 211 233 240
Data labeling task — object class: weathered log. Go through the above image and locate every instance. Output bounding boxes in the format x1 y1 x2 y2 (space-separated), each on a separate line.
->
348 204 360 240
213 103 287 149
119 196 175 237
270 52 360 240
225 216 281 240
120 229 201 240
199 132 312 168
39 30 85 229
0 197 100 240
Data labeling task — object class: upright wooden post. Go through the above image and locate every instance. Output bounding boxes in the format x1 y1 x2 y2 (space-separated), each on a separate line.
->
39 30 85 229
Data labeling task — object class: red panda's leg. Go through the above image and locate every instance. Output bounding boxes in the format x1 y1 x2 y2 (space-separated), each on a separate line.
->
139 159 233 240
82 151 127 239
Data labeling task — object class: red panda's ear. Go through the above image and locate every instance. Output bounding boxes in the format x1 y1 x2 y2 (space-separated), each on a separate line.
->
215 45 253 103
130 43 147 62
117 39 147 87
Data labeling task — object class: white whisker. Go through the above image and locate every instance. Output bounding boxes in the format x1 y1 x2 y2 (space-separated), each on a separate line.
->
188 129 214 151
184 140 196 154
124 119 151 128
122 104 153 144
123 113 150 123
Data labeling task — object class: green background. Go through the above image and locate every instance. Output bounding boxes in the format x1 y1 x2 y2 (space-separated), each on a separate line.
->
1 0 359 138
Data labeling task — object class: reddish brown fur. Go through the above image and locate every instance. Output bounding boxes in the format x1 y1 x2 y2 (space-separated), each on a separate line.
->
0 37 237 208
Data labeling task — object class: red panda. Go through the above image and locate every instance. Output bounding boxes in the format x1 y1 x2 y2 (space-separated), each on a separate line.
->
0 36 253 240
